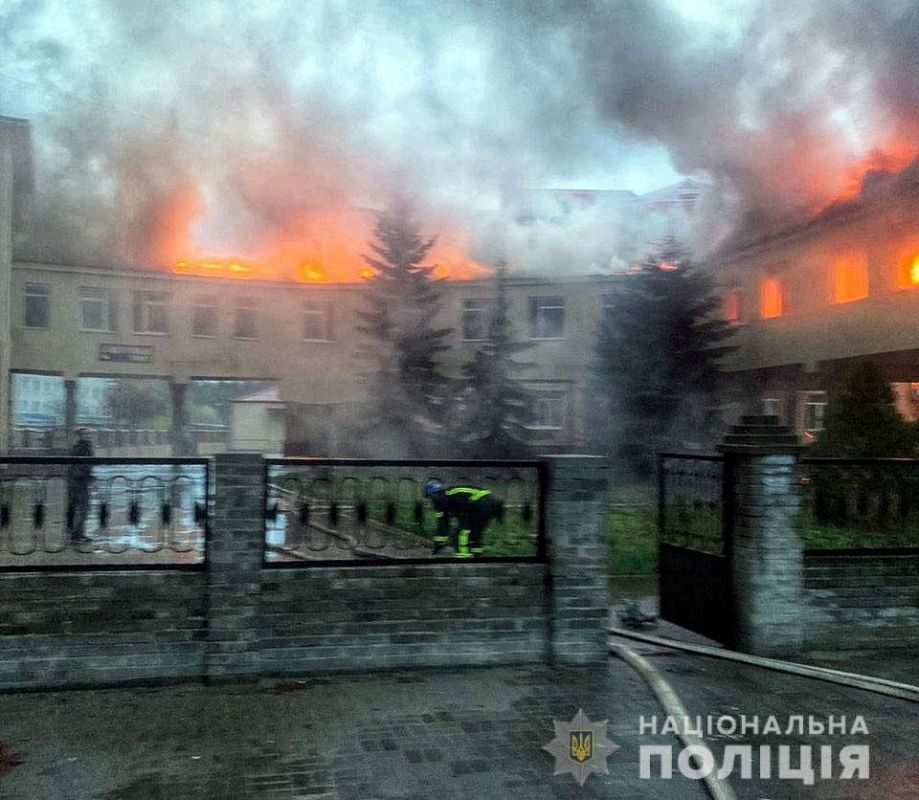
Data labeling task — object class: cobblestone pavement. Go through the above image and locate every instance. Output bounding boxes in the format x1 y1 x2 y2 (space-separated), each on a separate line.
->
0 657 916 799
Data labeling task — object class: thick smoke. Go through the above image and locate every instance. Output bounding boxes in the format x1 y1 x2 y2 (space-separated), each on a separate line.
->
2 0 917 270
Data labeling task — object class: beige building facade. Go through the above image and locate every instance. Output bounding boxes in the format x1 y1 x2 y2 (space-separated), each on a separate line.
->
4 257 618 454
716 188 919 434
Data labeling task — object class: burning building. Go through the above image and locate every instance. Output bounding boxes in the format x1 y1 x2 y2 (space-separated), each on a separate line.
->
0 116 624 456
715 160 919 434
4 92 919 457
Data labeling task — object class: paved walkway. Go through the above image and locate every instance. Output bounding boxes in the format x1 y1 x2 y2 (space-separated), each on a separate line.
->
1 655 916 799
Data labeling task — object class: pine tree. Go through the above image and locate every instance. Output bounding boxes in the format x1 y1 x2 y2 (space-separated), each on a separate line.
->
811 360 915 458
459 261 535 458
591 240 736 476
809 359 917 529
356 198 452 456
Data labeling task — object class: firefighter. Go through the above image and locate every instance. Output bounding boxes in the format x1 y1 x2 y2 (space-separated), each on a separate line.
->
423 480 503 559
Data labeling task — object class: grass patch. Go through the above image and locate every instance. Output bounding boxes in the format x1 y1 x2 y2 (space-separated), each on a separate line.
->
799 513 919 549
608 507 657 575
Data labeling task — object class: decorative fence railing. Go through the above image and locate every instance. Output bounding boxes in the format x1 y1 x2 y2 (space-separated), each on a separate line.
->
0 457 209 570
264 458 546 565
657 453 727 555
10 427 228 454
798 457 919 551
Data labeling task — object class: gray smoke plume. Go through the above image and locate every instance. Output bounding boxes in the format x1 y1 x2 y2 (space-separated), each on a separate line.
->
2 0 917 270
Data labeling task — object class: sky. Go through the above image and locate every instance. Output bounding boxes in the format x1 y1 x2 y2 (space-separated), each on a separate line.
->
1 0 917 272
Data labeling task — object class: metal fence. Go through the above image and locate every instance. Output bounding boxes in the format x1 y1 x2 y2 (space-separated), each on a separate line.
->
264 458 546 566
799 457 919 551
657 453 727 555
0 457 209 571
656 452 733 644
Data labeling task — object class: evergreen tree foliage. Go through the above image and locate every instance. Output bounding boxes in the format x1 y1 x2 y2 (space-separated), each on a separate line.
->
810 359 915 457
356 198 452 456
591 241 736 475
458 261 535 458
809 359 917 530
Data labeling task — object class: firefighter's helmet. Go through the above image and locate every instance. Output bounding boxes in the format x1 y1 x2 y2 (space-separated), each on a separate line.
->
423 480 444 497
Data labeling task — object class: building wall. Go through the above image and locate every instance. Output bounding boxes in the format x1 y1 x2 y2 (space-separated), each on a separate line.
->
713 199 919 432
717 202 919 374
7 262 617 452
0 134 14 451
803 552 919 654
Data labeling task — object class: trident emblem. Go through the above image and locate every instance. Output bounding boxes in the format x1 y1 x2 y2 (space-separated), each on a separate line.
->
570 731 593 763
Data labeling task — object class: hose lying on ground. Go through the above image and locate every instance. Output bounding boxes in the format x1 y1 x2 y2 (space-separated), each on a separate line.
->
610 642 738 800
608 626 919 704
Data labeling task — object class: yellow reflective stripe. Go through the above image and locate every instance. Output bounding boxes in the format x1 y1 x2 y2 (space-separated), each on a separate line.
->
445 487 492 502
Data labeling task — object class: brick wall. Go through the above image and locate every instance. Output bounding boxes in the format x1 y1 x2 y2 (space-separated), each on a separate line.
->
0 571 206 690
259 564 548 673
803 552 919 653
0 453 609 691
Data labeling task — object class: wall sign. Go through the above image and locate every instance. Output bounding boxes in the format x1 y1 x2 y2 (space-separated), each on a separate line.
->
98 344 154 364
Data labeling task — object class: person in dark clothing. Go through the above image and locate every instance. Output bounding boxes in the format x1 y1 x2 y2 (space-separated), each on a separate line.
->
423 481 503 558
66 427 94 544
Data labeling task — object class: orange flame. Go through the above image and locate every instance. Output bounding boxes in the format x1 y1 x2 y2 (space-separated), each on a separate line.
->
150 186 488 283
831 252 869 303
896 245 919 289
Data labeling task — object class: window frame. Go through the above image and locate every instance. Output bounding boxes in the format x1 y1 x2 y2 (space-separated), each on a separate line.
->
191 293 219 338
831 255 869 304
460 298 492 341
23 283 50 329
132 290 170 335
232 296 259 340
528 296 566 340
723 292 743 324
528 393 565 430
79 286 116 332
802 390 828 433
301 301 333 342
759 277 786 320
762 397 785 423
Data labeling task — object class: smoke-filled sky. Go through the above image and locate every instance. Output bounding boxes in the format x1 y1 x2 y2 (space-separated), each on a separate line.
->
1 0 917 275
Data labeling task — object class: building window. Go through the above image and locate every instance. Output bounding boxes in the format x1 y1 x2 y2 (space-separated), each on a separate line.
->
233 297 258 339
832 255 869 303
302 302 332 341
762 397 785 423
803 391 828 432
461 298 492 340
723 292 743 323
528 296 565 339
192 294 218 337
759 277 785 319
79 287 116 331
24 283 50 328
132 290 169 334
896 248 919 289
531 394 564 429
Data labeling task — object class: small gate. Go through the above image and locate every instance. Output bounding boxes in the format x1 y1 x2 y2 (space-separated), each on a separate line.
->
657 453 735 644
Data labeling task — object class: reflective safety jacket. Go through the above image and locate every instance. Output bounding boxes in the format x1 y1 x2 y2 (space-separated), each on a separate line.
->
431 486 501 538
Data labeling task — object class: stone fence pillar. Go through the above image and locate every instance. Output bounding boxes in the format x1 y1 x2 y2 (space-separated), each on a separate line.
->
544 455 610 665
206 453 265 681
721 416 805 658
